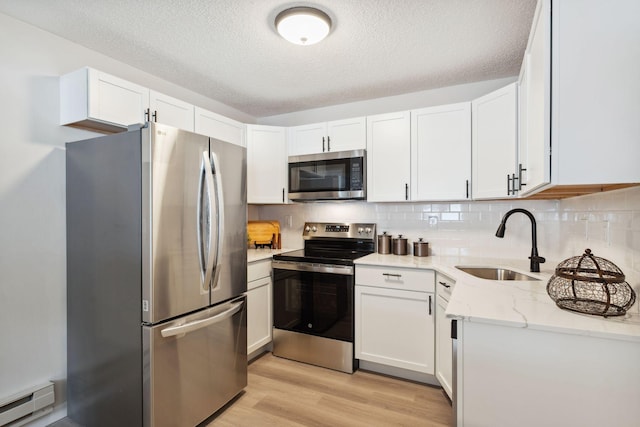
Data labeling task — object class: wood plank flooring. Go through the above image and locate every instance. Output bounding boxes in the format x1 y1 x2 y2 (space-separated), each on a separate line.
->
206 353 453 426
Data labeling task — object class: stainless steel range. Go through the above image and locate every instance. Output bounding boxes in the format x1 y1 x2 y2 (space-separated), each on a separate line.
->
271 222 376 373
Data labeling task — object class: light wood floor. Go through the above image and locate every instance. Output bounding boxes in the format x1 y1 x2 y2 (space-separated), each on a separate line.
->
206 352 453 426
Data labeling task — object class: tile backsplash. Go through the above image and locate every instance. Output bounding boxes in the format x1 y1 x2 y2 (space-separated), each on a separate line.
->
252 186 640 313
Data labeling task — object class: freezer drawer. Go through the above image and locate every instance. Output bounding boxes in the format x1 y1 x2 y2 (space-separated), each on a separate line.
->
143 296 247 427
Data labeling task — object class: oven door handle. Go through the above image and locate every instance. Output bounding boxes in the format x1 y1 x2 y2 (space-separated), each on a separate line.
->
272 260 354 276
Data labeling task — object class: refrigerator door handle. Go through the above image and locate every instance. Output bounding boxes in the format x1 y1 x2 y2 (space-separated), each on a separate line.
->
160 298 244 338
209 151 225 291
198 151 216 291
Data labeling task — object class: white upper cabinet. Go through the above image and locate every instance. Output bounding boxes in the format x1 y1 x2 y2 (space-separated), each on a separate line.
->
519 0 640 197
472 83 518 199
326 117 366 152
148 90 194 132
60 67 149 132
194 107 245 147
518 1 550 196
247 125 288 204
411 102 471 201
288 117 366 156
288 122 326 156
366 111 411 202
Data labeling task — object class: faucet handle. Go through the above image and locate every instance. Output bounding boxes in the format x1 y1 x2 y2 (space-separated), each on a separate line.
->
530 255 546 264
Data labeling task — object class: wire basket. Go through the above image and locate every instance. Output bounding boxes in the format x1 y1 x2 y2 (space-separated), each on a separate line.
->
547 249 636 317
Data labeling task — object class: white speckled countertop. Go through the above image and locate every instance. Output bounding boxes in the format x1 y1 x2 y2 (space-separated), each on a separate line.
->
247 248 301 263
354 253 640 343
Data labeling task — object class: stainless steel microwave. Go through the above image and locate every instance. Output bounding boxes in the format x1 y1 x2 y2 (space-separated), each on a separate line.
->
288 149 366 201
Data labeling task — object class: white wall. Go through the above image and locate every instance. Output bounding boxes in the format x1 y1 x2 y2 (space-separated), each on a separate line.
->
253 185 640 315
257 76 516 126
0 12 254 425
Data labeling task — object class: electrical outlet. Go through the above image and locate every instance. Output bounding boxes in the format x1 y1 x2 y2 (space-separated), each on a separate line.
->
285 215 293 228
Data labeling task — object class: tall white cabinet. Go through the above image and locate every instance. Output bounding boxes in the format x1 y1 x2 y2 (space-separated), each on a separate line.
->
246 125 288 204
411 103 471 201
366 112 411 202
472 83 518 199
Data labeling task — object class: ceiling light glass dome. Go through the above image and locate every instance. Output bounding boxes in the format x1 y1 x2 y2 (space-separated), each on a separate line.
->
275 7 332 46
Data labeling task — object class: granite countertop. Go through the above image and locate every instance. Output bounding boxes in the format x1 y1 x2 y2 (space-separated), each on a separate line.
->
247 247 301 263
354 253 640 343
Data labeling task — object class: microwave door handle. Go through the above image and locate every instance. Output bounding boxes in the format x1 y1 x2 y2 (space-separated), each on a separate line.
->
198 151 215 292
209 151 225 292
160 298 244 337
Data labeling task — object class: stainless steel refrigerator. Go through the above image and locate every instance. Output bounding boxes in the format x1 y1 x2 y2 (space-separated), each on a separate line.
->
66 122 247 427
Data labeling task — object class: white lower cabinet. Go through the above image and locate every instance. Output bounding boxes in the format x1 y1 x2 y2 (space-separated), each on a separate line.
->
435 273 455 399
247 259 272 357
355 265 435 374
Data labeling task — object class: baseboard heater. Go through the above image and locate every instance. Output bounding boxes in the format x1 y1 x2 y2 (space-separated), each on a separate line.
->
0 382 54 427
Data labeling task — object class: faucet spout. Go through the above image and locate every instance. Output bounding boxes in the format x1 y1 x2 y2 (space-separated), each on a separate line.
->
495 208 546 272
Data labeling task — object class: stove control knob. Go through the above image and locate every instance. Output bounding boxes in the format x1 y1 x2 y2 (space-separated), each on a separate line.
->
358 227 364 234
365 227 372 234
305 225 311 232
311 226 317 232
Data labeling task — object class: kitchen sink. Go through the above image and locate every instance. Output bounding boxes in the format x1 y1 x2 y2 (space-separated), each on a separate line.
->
455 266 540 281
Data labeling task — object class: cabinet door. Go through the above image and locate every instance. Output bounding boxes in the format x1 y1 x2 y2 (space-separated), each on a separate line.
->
366 111 411 202
247 125 288 204
60 67 149 132
326 117 366 152
472 83 518 199
149 90 195 132
435 294 452 399
247 276 272 355
288 122 327 156
411 103 471 201
194 107 245 147
355 285 435 374
518 0 551 195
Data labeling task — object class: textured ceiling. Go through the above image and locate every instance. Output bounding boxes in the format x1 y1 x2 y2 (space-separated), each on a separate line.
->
0 0 537 118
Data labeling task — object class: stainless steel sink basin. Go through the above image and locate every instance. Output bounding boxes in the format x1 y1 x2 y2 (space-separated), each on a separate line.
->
455 266 540 281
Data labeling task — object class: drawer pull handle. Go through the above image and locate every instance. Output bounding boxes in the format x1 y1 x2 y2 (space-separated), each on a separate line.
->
438 281 451 288
429 295 432 315
382 273 402 278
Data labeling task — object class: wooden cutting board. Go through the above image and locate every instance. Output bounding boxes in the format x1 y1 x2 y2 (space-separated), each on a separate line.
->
247 220 281 248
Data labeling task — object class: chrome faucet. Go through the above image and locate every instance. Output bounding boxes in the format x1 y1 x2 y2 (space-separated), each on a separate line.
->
495 208 546 272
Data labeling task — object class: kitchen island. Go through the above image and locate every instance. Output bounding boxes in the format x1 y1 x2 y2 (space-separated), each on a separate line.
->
354 253 640 427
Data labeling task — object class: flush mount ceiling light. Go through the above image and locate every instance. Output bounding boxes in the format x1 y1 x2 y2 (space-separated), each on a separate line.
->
275 6 332 46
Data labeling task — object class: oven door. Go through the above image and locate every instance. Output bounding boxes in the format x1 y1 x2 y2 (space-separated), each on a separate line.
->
272 261 354 342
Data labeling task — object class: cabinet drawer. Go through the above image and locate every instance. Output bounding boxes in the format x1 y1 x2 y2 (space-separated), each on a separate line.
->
436 272 456 301
248 259 271 282
247 275 270 292
356 265 434 292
